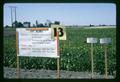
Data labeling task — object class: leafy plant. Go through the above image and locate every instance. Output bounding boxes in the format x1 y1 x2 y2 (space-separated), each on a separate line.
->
4 27 116 76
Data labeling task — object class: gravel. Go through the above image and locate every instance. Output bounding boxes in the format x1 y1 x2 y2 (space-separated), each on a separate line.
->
4 67 115 79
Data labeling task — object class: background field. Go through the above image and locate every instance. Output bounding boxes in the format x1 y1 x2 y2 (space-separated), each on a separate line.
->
4 27 116 77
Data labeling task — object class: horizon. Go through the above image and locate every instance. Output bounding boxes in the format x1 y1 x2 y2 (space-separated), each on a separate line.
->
4 3 116 26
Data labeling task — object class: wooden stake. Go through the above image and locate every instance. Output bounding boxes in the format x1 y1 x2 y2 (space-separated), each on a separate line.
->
104 45 108 79
57 58 60 79
16 32 20 78
17 55 20 78
56 31 60 79
91 43 94 78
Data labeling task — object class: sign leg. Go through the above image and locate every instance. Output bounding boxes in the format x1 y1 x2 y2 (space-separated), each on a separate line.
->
56 31 60 79
17 56 20 78
57 58 60 79
104 45 108 79
91 43 94 78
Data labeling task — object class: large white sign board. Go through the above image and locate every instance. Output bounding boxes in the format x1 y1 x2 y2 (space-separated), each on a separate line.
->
16 28 59 58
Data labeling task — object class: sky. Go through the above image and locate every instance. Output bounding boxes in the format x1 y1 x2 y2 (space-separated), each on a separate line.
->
4 3 116 26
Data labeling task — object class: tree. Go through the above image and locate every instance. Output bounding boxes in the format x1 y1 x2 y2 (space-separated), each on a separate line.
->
44 23 47 27
54 21 60 25
12 21 23 27
12 21 18 27
38 23 44 27
17 22 23 27
89 24 94 27
4 25 10 28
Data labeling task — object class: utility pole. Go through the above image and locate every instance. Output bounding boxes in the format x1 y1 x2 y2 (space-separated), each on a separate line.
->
9 6 17 27
14 6 17 22
9 6 13 27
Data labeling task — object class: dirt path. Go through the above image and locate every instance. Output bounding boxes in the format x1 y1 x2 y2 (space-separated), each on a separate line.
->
4 67 114 79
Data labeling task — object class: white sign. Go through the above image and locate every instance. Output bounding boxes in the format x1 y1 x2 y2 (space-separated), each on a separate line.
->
87 37 98 43
16 28 59 58
100 38 112 44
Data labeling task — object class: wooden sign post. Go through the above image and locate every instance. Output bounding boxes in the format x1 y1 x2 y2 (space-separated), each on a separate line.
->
51 24 67 79
56 31 60 79
17 55 20 78
100 38 112 79
16 32 20 78
104 44 108 79
87 37 98 79
91 43 94 78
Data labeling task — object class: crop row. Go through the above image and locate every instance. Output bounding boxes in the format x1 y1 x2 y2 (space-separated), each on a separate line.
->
4 27 116 76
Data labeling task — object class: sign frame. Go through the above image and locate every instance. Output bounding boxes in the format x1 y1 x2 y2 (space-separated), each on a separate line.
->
16 28 60 79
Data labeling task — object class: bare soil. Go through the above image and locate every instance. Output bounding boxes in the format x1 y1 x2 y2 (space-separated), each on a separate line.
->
4 67 115 79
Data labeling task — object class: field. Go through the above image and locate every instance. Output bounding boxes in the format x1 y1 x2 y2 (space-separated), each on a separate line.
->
4 27 116 78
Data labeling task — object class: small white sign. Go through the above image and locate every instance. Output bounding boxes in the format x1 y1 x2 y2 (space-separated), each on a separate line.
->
100 38 112 44
87 37 98 43
16 28 59 58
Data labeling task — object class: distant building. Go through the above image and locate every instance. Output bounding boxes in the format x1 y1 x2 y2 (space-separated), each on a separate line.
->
46 20 52 27
36 20 38 27
23 22 31 28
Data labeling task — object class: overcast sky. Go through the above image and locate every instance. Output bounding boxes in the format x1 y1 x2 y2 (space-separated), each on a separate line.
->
4 3 116 26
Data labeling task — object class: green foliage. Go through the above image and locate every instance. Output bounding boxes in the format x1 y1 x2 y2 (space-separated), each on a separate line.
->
4 27 116 75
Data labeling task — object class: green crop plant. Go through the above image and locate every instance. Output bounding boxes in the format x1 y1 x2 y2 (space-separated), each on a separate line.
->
4 27 116 76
